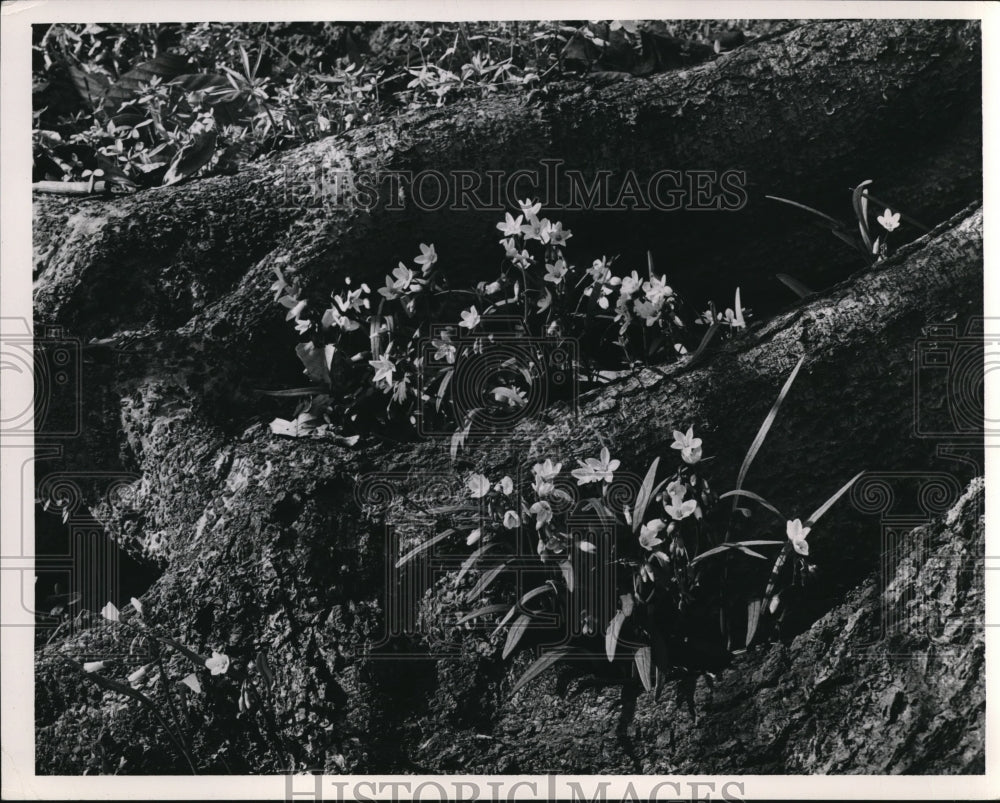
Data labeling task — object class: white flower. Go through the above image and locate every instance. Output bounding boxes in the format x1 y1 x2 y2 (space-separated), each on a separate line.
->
466 528 482 546
128 663 152 683
466 473 491 498
671 427 702 452
642 274 673 305
205 650 231 676
180 673 202 693
414 243 437 274
786 518 811 556
459 306 481 330
664 497 698 521
548 221 572 246
83 661 106 673
681 445 703 465
639 518 666 550
369 354 395 388
432 332 456 364
529 500 553 528
496 476 514 495
130 597 143 616
544 259 569 285
619 270 642 298
532 459 562 481
876 208 901 232
518 198 542 218
502 510 520 529
496 212 524 238
571 447 621 485
100 602 120 622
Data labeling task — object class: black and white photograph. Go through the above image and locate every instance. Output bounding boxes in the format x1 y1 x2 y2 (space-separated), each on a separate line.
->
1 1 995 799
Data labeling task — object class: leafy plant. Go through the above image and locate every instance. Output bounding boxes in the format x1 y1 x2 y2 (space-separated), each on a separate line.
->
767 180 930 286
404 355 862 694
267 201 751 446
55 597 280 774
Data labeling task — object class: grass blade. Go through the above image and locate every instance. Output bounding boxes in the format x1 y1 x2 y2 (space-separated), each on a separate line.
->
631 457 660 532
734 355 805 497
605 611 625 662
503 614 533 659
765 194 843 228
804 471 864 529
775 273 815 299
456 603 508 625
510 646 574 696
634 646 653 691
719 489 786 521
396 528 455 569
466 559 512 602
686 322 720 369
852 180 873 250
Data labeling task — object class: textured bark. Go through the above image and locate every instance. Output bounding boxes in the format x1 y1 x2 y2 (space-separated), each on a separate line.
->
32 17 984 776
34 19 981 373
35 205 984 774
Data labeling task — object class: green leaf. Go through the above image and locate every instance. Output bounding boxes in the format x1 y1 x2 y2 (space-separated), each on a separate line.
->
465 559 512 602
491 603 520 638
686 322 720 369
631 457 660 532
518 583 554 610
436 368 453 412
559 560 574 592
67 63 110 110
775 273 815 299
745 598 763 647
457 543 500 586
605 610 625 662
765 194 844 228
103 54 194 112
396 529 455 569
510 646 574 696
295 341 332 386
719 489 786 521
804 471 864 530
162 129 218 186
503 614 532 659
634 646 654 691
852 180 874 251
734 355 805 498
156 634 209 666
456 603 509 625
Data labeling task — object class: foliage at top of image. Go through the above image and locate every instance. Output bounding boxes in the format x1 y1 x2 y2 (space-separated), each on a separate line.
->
32 20 773 190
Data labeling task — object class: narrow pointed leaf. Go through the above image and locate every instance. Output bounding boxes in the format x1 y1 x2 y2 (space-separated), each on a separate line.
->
852 180 874 250
745 598 763 646
805 471 864 530
775 273 815 299
734 355 805 497
510 646 573 696
503 614 532 659
466 559 512 602
559 560 574 592
456 603 508 625
686 322 720 369
765 194 843 227
605 611 626 662
634 646 654 691
631 457 660 532
719 489 786 520
456 542 500 585
396 529 455 569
